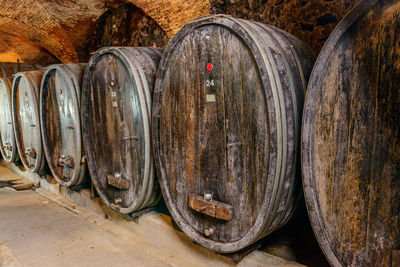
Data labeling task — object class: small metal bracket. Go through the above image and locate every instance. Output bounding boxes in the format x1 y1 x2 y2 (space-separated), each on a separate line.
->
25 147 37 159
111 91 118 108
62 172 71 182
58 154 74 169
3 143 12 151
107 172 130 190
227 142 241 150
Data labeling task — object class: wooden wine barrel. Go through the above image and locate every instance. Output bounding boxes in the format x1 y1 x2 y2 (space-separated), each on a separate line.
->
81 47 162 214
40 64 87 186
302 0 400 266
0 77 18 162
0 62 41 78
12 71 46 172
152 15 315 253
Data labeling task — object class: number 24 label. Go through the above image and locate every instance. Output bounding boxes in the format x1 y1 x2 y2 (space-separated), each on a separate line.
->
206 80 214 87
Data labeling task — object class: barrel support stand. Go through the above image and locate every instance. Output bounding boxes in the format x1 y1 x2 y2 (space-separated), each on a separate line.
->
70 182 90 192
129 207 157 220
221 241 262 263
90 182 99 199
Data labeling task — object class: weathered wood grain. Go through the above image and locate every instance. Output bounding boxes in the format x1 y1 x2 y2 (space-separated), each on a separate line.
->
88 3 168 57
40 63 88 187
0 77 18 162
81 47 162 214
152 15 315 253
188 194 234 221
11 71 46 173
302 0 400 266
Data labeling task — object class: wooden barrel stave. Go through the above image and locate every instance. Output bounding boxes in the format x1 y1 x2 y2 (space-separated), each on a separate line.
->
250 22 315 234
82 47 162 214
0 77 18 162
152 15 315 253
302 0 400 266
40 64 87 186
12 71 46 172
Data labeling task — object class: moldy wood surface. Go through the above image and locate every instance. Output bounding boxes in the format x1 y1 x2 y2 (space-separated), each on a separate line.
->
211 0 359 54
40 64 87 187
302 0 400 266
12 71 46 173
152 15 315 253
82 47 162 214
88 3 169 57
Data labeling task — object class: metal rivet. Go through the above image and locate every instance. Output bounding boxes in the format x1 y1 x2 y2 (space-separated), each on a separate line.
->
204 227 214 237
204 192 213 202
110 81 115 87
59 88 62 94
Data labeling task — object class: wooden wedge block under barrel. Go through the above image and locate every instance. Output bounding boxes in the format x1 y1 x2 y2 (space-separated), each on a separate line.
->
301 0 400 266
40 64 88 187
0 62 41 78
81 47 162 214
152 15 315 253
12 70 46 172
0 77 18 162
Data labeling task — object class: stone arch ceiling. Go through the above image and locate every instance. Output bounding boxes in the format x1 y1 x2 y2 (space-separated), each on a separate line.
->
0 31 58 63
0 0 209 64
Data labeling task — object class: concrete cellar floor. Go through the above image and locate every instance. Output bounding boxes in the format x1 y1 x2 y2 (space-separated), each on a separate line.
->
0 166 304 267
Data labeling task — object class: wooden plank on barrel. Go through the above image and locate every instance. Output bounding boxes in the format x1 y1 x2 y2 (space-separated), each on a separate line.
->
188 194 233 221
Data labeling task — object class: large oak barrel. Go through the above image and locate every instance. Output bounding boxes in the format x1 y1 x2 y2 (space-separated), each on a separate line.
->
40 64 87 186
0 62 41 78
81 47 162 214
301 0 400 266
152 15 315 253
12 71 46 172
0 77 18 162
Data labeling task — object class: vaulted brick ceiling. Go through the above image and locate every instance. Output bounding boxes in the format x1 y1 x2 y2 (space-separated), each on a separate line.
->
0 0 208 64
0 0 357 65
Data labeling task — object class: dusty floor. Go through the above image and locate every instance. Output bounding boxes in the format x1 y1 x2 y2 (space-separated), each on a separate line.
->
0 166 304 267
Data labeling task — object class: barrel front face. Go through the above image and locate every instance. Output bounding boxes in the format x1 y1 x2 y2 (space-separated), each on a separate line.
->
0 78 17 162
12 71 45 172
153 15 314 252
82 47 162 214
302 1 400 266
41 64 86 186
